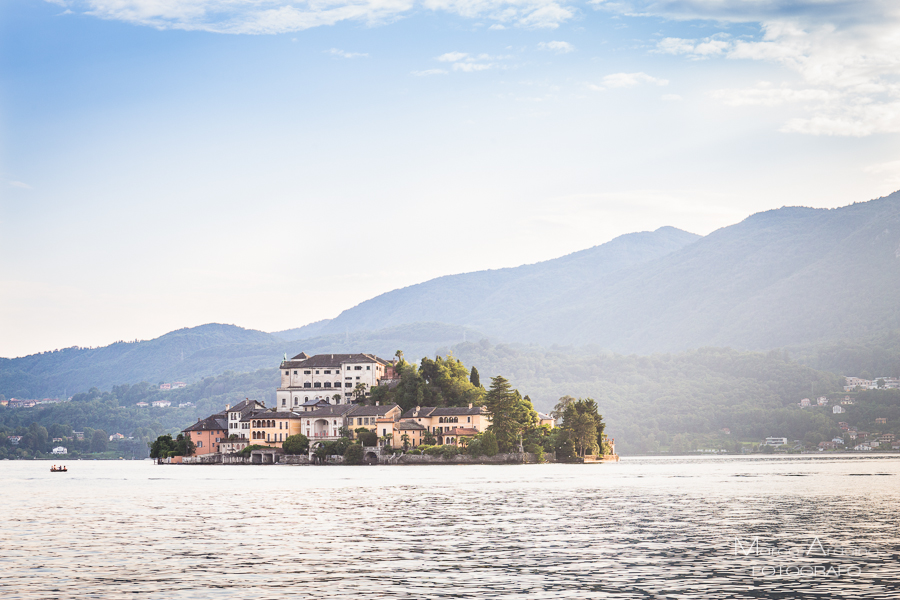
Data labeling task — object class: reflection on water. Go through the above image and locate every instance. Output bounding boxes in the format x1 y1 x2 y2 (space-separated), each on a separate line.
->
2 455 899 599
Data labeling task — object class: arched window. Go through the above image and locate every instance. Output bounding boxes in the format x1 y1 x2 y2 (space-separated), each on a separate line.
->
314 382 321 388
324 382 331 388
304 383 311 388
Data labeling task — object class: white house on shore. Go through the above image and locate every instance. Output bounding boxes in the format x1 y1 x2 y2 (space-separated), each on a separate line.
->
52 446 68 454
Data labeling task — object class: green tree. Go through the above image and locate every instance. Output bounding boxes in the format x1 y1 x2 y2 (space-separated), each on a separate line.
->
484 376 521 452
24 423 49 453
343 443 363 465
469 366 481 388
149 434 175 459
90 429 108 453
400 433 410 451
480 430 499 456
282 434 309 455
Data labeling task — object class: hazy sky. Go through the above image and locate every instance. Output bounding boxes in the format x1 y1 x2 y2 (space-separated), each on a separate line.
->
2 0 899 358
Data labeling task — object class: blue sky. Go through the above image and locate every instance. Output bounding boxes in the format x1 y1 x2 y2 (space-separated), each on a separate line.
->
2 0 899 357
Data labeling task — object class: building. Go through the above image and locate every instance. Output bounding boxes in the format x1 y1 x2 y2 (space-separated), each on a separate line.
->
876 417 887 424
7 436 22 445
172 382 186 389
276 353 392 408
245 411 306 447
52 446 68 454
537 412 556 428
764 437 788 446
348 404 402 433
225 399 267 439
135 402 149 407
854 443 873 451
8 399 36 408
108 433 125 441
799 398 810 408
151 400 171 408
818 441 837 451
833 405 845 414
400 405 493 445
159 383 171 390
218 438 251 454
816 396 828 406
183 414 228 455
392 421 426 449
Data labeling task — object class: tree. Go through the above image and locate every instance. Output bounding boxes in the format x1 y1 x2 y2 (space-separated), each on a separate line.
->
149 434 175 459
484 376 521 452
480 430 499 456
24 423 49 453
400 433 410 451
91 429 108 453
283 434 309 455
343 443 363 465
560 398 605 457
422 429 436 446
354 383 368 402
469 366 481 388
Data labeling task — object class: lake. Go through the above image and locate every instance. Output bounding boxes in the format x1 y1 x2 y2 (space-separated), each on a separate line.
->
2 455 899 599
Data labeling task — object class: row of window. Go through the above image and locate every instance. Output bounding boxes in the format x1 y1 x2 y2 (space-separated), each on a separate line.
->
286 366 374 376
301 382 353 389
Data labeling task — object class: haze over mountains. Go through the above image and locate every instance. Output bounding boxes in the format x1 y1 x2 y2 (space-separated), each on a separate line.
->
311 192 900 353
4 192 900 402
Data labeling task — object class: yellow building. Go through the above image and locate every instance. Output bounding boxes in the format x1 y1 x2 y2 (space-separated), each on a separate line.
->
242 411 305 448
400 405 492 445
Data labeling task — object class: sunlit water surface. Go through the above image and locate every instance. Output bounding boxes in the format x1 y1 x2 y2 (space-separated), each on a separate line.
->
2 455 899 599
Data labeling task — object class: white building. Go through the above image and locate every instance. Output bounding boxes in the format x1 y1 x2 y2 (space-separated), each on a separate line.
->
816 396 828 406
276 353 393 410
151 400 171 408
225 399 267 439
799 398 810 408
764 437 788 446
52 446 68 454
833 405 845 414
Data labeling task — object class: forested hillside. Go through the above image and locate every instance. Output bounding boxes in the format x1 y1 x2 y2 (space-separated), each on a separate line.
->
0 322 480 399
306 193 900 353
313 226 699 337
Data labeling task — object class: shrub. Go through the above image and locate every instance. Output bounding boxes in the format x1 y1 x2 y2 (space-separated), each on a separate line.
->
440 445 460 459
282 434 309 455
239 444 267 457
481 431 499 456
408 449 422 455
343 443 363 465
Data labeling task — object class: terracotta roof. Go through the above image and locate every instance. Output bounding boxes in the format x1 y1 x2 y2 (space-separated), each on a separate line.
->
400 406 486 419
281 353 389 369
446 427 479 436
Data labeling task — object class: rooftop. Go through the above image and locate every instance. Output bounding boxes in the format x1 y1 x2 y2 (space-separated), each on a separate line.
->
281 353 390 369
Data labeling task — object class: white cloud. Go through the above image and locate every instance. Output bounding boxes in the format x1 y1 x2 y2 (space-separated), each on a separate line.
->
864 159 900 186
62 0 575 33
598 72 669 89
538 40 574 53
436 51 468 62
327 48 369 58
8 181 32 189
661 93 681 101
453 62 492 72
605 0 900 136
412 68 449 76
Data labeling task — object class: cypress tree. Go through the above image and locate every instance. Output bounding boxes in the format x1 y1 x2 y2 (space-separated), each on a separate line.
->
469 366 481 388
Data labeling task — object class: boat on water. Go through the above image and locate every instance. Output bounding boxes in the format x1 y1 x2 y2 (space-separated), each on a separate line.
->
50 466 67 472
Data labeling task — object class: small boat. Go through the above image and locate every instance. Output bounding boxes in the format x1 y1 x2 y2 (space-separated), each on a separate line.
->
50 466 67 472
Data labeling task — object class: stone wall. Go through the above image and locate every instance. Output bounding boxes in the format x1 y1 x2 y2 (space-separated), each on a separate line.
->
395 452 550 465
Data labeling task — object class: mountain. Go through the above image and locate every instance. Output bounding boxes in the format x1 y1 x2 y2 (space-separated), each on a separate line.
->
313 226 701 337
0 322 484 399
272 319 333 341
305 192 900 353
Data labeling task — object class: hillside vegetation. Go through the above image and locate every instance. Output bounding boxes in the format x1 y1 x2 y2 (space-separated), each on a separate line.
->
309 193 900 353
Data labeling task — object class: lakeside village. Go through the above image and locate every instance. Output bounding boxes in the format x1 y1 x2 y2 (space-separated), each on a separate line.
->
150 352 615 465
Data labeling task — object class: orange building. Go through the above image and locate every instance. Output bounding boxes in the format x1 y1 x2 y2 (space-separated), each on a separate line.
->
183 414 228 455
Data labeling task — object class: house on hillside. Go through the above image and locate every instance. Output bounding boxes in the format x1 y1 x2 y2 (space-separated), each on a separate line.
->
225 399 267 439
833 405 845 414
400 405 494 445
159 383 171 390
151 400 171 408
172 382 186 389
817 397 828 406
52 446 67 454
7 436 22 445
799 398 810 408
108 433 125 441
135 402 149 407
764 437 787 446
876 417 887 424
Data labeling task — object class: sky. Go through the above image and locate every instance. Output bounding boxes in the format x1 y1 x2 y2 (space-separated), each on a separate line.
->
1 0 899 358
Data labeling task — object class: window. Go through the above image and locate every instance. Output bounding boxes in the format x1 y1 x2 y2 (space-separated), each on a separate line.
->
294 397 298 405
355 366 362 370
324 382 332 388
467 417 471 423
314 382 321 388
345 383 352 388
282 399 286 406
304 370 311 375
324 370 331 374
304 383 311 388
197 441 203 447
315 370 320 374
293 371 298 375
284 371 289 375
366 366 370 370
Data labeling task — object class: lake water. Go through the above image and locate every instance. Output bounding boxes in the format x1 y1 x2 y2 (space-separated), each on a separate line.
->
2 455 899 599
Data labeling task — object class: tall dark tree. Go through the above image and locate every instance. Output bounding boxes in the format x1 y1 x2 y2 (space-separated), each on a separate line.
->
469 366 481 388
484 376 520 452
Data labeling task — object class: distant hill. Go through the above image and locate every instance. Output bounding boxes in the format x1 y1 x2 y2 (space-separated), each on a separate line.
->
0 322 485 399
306 192 900 353
311 226 700 338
